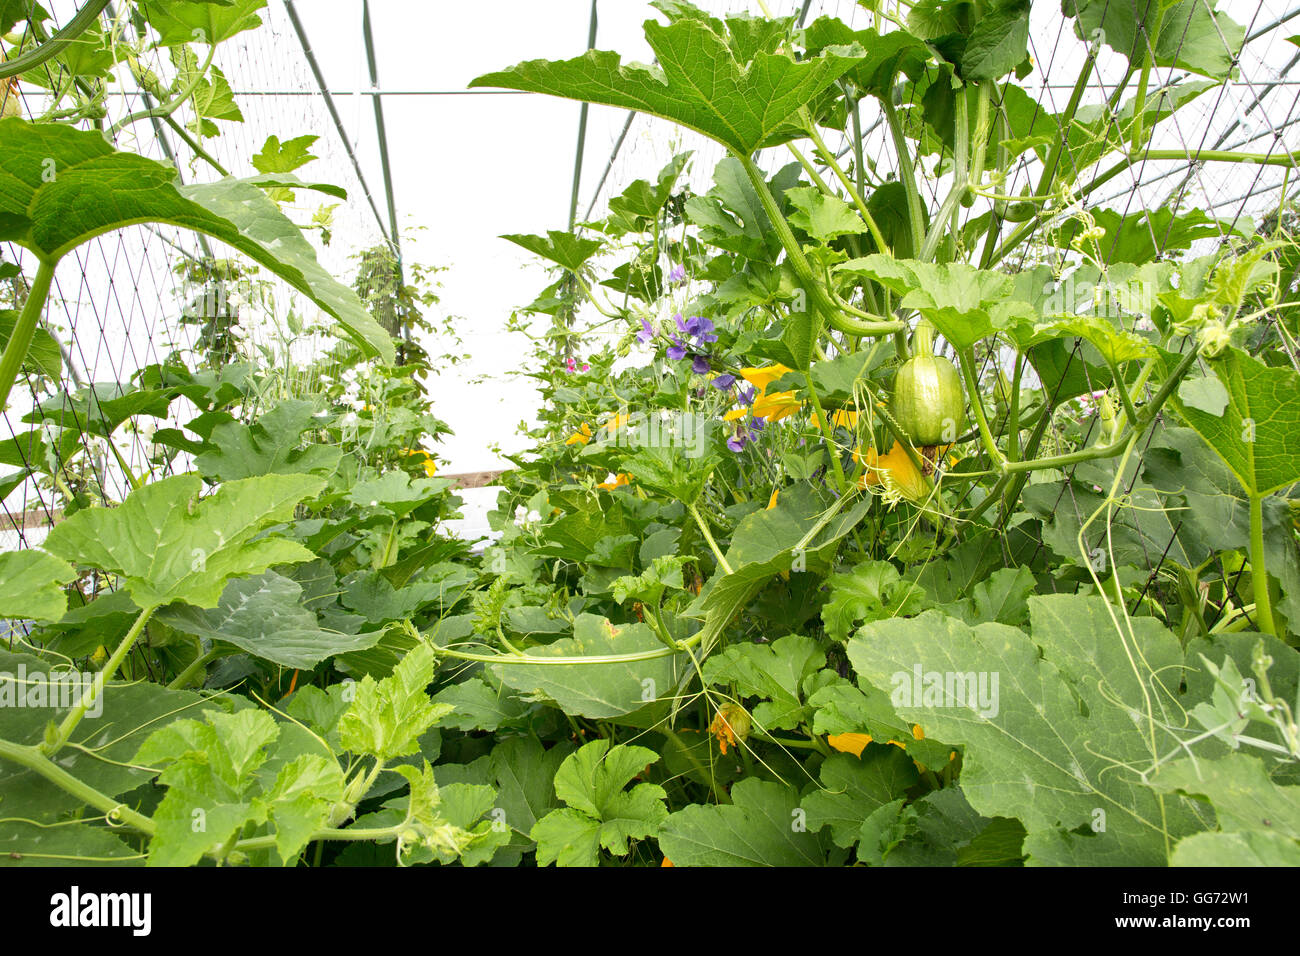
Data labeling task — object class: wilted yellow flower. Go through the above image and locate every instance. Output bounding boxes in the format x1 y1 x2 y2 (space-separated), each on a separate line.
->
709 703 752 755
767 487 780 510
603 412 631 432
596 472 632 491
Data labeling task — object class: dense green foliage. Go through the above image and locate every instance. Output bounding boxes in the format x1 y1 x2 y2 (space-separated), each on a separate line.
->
1 0 1299 867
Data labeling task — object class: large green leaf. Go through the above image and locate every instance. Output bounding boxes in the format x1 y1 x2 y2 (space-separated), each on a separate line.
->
837 256 1036 349
798 17 929 98
0 307 59 378
658 777 827 865
703 633 827 731
962 0 1031 80
0 549 75 622
491 614 686 720
194 400 341 481
801 747 919 849
337 643 452 760
1167 347 1300 497
42 473 324 610
470 13 867 155
688 484 872 658
0 119 393 361
1150 754 1300 840
1063 0 1244 79
846 595 1210 864
158 571 383 669
0 647 232 823
501 231 603 272
531 740 667 867
140 0 267 46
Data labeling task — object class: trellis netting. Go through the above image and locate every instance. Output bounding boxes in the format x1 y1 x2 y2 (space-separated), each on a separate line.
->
557 0 1300 610
1 0 388 554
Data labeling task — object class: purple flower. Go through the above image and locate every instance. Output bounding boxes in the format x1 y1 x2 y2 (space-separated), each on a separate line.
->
666 336 687 361
727 434 746 453
668 264 686 284
691 354 711 375
750 417 767 434
737 386 756 406
636 318 655 344
674 312 688 334
684 316 717 343
711 373 736 390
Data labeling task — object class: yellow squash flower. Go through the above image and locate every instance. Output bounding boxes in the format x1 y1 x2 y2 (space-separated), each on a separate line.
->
401 447 438 478
812 408 860 429
739 364 793 391
565 423 593 446
827 732 873 757
596 472 632 491
751 389 801 423
853 442 929 501
603 412 631 432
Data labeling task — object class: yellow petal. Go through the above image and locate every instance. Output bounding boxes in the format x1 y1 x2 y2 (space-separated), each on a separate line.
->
766 488 780 510
912 724 925 740
739 364 793 393
751 390 801 422
722 407 748 422
565 423 593 446
603 412 630 432
827 732 873 757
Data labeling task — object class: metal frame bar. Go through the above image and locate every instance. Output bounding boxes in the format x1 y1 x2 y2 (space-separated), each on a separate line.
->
283 0 392 245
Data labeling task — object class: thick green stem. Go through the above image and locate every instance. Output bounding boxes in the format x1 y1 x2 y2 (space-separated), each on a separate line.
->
0 0 113 79
0 257 55 412
1249 493 1277 635
805 123 892 255
805 373 849 493
167 647 221 689
883 97 926 256
437 635 700 667
958 348 1006 467
108 44 217 136
0 738 156 834
44 604 155 755
1130 53 1152 152
688 501 733 575
1035 47 1096 200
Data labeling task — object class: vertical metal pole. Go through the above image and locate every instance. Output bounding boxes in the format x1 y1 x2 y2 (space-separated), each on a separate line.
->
567 0 599 230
